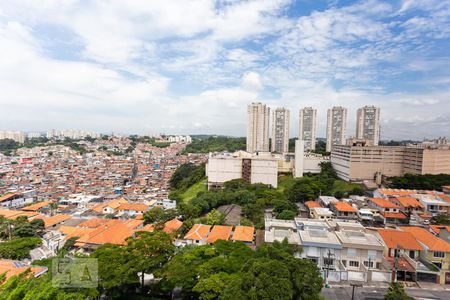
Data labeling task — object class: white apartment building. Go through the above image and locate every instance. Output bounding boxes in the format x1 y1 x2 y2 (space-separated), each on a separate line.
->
247 102 270 153
299 107 317 151
326 106 347 152
271 107 290 154
356 106 380 146
206 151 278 188
0 131 25 143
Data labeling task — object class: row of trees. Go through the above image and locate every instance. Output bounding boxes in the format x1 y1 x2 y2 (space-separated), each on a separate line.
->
182 136 246 154
387 173 450 191
0 231 325 300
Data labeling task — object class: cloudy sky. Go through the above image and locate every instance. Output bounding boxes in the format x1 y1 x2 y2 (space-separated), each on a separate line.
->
0 0 449 139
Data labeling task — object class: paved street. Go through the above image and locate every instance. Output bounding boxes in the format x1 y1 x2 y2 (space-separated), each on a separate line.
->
322 287 450 300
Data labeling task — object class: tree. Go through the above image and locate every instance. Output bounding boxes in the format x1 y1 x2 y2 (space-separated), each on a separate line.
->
126 231 175 293
193 272 238 300
276 210 297 220
384 282 413 300
0 237 42 259
143 207 165 224
205 209 225 226
91 244 137 298
431 214 450 225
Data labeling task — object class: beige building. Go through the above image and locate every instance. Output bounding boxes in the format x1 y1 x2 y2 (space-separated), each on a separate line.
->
247 102 270 153
0 131 25 143
326 106 347 152
356 106 380 146
299 107 317 151
331 142 450 182
206 151 278 189
271 107 290 154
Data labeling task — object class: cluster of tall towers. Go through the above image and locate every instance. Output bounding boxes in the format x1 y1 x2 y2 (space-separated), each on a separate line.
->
246 102 380 153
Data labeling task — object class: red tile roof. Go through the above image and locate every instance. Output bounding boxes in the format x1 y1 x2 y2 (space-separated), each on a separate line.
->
305 201 321 209
333 201 357 212
184 224 211 241
400 226 450 252
377 229 423 251
231 226 254 242
370 198 400 209
381 212 407 219
163 219 183 233
206 225 232 244
394 197 424 209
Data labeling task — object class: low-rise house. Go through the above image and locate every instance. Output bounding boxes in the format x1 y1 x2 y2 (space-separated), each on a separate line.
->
330 202 358 220
117 203 149 217
0 193 26 208
390 197 425 214
335 229 388 282
158 199 176 210
357 209 374 222
401 226 450 284
163 219 183 234
92 197 128 215
310 207 333 220
0 259 47 281
264 219 300 245
375 228 440 283
305 201 321 211
231 226 255 247
206 225 232 244
416 195 450 217
318 196 338 207
42 214 71 229
367 198 407 224
183 224 211 245
22 201 51 213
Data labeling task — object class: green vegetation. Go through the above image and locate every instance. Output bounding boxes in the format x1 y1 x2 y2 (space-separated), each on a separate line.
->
130 135 171 148
387 173 450 191
0 139 20 156
384 282 413 300
160 240 323 300
179 179 207 202
431 214 450 225
0 215 44 239
0 237 42 260
169 163 206 199
182 136 246 154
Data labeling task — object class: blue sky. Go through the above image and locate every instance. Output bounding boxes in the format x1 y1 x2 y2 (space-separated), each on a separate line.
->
0 0 449 139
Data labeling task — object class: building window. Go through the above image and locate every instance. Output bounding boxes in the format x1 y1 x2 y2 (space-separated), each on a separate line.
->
367 250 377 259
433 262 442 269
341 260 347 267
363 261 374 268
349 261 359 267
323 257 334 266
347 248 357 257
433 251 445 258
376 262 381 269
409 250 415 259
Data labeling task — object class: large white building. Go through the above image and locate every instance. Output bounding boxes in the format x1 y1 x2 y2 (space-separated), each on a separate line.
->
206 151 278 189
0 131 25 143
247 102 270 153
356 106 380 146
326 106 347 152
299 107 317 151
294 140 329 177
271 107 290 154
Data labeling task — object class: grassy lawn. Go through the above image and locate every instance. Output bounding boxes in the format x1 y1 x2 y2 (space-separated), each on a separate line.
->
331 180 363 194
180 179 207 202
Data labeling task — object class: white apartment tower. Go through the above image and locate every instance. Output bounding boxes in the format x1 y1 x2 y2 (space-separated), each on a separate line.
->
247 102 270 153
271 107 290 153
326 106 347 152
356 106 380 146
299 107 317 151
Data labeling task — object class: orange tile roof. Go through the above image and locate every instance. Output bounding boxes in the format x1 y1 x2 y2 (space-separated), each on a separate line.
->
206 225 232 244
184 224 211 241
430 225 450 235
78 218 112 228
378 189 416 196
123 219 144 229
439 194 450 204
0 193 17 203
305 201 321 209
22 201 51 211
117 203 149 212
394 197 424 209
381 212 407 219
333 201 357 212
231 226 254 242
163 219 183 233
377 229 423 251
0 259 47 281
58 225 95 240
82 223 134 246
0 209 22 219
92 198 128 213
418 213 432 219
43 214 71 228
400 226 450 252
370 198 400 209
135 224 154 233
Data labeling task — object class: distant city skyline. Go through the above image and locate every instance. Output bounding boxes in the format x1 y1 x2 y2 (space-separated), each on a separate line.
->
0 1 449 139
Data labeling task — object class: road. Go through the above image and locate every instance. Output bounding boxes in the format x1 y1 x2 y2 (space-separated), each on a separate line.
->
322 286 450 300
